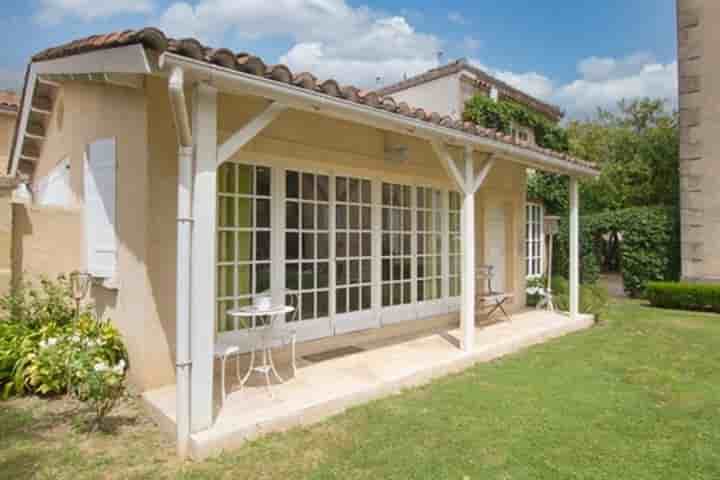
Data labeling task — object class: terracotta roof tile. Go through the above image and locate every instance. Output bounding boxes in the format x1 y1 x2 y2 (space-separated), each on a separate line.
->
0 90 19 112
28 27 596 172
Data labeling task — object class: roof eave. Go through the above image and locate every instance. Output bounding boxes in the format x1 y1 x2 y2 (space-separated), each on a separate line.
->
161 52 599 178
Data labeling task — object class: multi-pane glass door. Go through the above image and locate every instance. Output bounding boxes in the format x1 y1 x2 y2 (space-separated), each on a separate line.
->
284 170 332 341
416 186 444 317
334 176 376 334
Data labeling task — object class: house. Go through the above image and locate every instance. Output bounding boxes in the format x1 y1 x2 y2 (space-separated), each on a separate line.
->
0 91 19 172
676 0 720 281
0 92 20 292
8 28 597 457
377 59 564 280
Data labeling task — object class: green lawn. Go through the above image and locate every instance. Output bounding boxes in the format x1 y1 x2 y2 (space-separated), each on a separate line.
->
2 300 720 479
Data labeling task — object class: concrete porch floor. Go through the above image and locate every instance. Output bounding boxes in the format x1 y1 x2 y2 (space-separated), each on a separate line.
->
143 310 594 459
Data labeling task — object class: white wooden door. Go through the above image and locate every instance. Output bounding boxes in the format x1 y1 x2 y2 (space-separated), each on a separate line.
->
485 202 506 292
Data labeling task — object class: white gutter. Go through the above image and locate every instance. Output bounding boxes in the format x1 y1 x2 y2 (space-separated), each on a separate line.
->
159 52 598 179
168 66 193 459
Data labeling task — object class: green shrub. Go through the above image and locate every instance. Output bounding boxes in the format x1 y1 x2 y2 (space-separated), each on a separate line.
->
646 282 720 312
0 276 77 328
526 277 546 307
554 207 680 297
554 283 610 318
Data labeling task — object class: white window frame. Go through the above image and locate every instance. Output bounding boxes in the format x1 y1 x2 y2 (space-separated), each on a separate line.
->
526 202 544 278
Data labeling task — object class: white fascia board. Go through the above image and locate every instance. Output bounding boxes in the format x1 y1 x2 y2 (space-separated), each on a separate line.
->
9 44 151 177
160 53 599 179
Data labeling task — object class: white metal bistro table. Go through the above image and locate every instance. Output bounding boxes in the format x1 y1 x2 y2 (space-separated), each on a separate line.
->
227 304 296 395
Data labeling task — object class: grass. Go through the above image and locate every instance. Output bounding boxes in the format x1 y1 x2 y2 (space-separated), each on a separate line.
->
2 300 720 479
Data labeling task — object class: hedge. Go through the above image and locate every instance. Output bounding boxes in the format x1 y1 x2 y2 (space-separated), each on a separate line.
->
646 282 720 312
554 206 680 297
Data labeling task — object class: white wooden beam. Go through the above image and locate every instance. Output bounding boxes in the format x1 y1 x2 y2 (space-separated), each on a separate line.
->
217 101 287 165
460 146 476 352
471 153 496 193
190 82 218 433
569 177 580 319
431 141 467 194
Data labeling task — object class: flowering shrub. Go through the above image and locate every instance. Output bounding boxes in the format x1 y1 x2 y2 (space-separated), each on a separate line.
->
70 348 127 430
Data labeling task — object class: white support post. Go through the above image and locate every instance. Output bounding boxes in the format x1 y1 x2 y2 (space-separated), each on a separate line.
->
460 146 476 352
569 177 580 319
190 82 218 433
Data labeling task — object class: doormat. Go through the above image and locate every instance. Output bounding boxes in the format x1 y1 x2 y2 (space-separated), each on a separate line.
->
303 345 365 363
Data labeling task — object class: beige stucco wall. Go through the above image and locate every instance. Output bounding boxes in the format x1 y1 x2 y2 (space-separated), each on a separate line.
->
0 113 16 172
384 73 463 119
677 0 720 280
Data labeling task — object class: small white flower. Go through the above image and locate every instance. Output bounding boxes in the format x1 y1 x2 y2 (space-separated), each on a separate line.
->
71 335 81 343
47 338 57 347
39 340 47 349
93 362 108 372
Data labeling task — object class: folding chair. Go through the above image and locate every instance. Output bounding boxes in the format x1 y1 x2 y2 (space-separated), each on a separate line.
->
476 265 514 322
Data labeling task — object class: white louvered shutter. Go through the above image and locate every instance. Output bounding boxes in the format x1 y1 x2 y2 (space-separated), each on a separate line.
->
84 138 117 278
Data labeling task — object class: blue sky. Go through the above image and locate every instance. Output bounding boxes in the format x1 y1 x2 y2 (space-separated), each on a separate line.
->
0 0 677 118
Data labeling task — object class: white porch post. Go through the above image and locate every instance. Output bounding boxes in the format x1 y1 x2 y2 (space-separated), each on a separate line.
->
190 82 218 433
460 149 476 351
569 177 580 319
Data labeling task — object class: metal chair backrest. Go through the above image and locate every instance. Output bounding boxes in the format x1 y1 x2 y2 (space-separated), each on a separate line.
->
476 265 496 295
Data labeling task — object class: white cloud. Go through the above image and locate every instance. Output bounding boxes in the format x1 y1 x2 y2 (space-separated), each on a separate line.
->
447 11 467 25
160 0 442 88
35 0 153 24
472 53 677 119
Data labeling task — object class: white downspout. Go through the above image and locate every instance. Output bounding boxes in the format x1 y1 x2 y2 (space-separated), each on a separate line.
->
168 66 193 458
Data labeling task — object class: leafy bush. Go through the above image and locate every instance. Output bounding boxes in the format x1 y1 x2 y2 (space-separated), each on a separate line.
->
554 207 680 297
464 95 569 152
0 276 76 328
554 283 610 319
526 277 546 307
646 282 720 312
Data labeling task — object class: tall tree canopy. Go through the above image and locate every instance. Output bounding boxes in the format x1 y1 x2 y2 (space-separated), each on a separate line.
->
528 98 679 215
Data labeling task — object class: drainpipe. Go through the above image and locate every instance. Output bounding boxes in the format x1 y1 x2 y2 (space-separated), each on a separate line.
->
168 66 193 458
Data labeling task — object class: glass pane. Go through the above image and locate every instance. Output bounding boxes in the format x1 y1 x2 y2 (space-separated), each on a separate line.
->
418 278 425 301
256 231 270 260
336 205 347 229
336 177 347 202
362 259 371 283
238 164 252 194
286 171 299 198
317 291 329 318
217 266 234 298
286 264 299 290
403 210 412 231
217 300 232 332
392 258 401 281
403 282 411 304
256 263 270 293
382 284 391 307
362 207 371 230
286 232 299 260
349 259 360 285
317 205 329 230
302 263 315 289
217 232 234 263
349 232 360 257
382 208 390 230
301 292 314 320
302 173 315 200
317 175 329 202
256 167 271 196
317 233 329 259
237 232 251 261
349 178 360 203
403 258 412 280
317 262 329 288
418 258 425 278
238 198 252 228
382 259 390 282
349 206 360 229
382 233 390 256
362 180 371 204
362 286 371 310
256 199 271 228
302 203 315 229
361 233 371 257
336 289 347 314
403 186 411 207
392 184 401 206
393 283 401 305
336 233 347 258
286 201 299 229
218 163 235 193
349 287 359 311
302 233 315 259
218 197 235 227
238 265 252 295
382 183 391 205
337 261 347 285
417 234 425 255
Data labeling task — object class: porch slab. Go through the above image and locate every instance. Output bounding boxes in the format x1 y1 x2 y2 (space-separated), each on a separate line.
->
143 310 594 459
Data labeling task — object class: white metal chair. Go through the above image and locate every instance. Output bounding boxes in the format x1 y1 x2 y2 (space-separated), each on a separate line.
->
214 342 242 403
476 265 514 321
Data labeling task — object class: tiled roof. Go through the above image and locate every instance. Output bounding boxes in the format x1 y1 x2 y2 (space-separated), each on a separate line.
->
30 28 595 171
0 90 19 113
375 59 564 122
